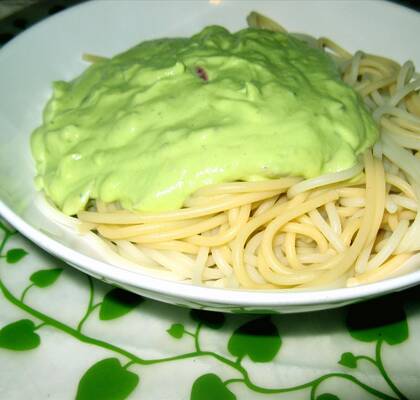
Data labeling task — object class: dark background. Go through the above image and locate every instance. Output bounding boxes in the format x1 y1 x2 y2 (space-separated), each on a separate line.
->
0 0 419 46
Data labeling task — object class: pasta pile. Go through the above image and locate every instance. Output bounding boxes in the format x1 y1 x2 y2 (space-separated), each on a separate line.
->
38 12 420 289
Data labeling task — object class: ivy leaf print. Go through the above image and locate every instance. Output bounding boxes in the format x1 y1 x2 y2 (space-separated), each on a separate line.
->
227 317 281 362
338 352 357 369
190 373 236 400
346 295 408 345
76 358 139 400
190 309 225 329
0 319 40 351
317 394 340 400
6 248 28 264
30 268 63 288
99 288 144 321
167 323 185 339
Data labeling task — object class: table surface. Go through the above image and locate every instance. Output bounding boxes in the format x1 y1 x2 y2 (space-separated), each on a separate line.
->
1 219 420 399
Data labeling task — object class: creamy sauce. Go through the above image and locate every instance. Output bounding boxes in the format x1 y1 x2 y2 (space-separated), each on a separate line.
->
31 26 377 214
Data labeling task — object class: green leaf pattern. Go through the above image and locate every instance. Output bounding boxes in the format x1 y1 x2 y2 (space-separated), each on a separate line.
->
317 394 340 400
0 319 40 351
76 358 139 400
0 221 415 399
99 288 144 321
167 323 185 339
346 295 409 345
228 317 281 362
190 373 236 400
338 352 358 369
30 268 63 288
190 309 225 329
6 248 28 264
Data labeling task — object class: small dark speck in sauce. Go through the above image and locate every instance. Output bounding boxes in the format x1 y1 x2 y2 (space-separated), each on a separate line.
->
195 67 208 81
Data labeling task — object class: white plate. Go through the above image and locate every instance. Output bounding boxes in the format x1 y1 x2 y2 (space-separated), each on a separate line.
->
1 0 420 312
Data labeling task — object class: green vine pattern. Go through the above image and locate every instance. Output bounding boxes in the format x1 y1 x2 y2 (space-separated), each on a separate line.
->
0 220 413 399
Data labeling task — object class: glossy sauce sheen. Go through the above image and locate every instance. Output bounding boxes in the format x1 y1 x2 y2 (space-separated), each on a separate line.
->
31 26 377 214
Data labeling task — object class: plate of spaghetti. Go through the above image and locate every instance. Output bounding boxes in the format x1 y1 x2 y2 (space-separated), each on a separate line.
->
0 0 419 312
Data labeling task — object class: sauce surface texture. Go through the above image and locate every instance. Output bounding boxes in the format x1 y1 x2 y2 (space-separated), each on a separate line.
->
31 26 377 214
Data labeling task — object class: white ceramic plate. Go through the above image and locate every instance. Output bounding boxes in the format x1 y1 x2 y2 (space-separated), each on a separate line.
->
1 0 419 312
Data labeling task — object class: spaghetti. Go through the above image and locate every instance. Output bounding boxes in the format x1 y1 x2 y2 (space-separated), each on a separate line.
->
37 12 420 290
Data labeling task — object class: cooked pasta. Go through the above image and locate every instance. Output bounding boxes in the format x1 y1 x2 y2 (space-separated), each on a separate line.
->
36 12 420 290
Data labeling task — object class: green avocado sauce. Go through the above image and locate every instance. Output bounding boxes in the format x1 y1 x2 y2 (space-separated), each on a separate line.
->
31 26 377 215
